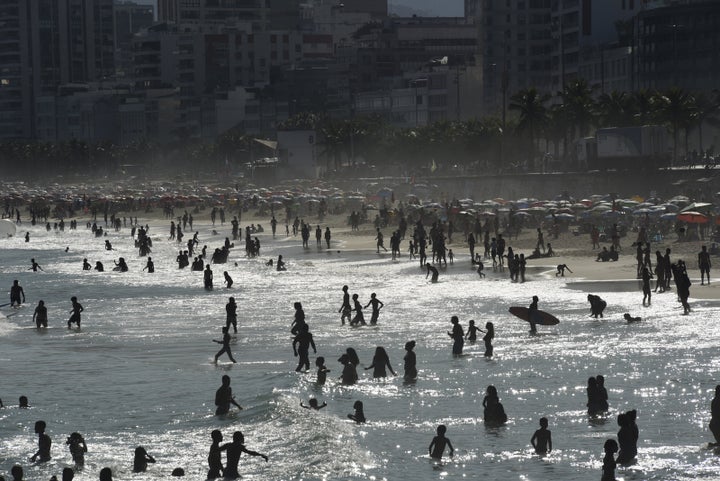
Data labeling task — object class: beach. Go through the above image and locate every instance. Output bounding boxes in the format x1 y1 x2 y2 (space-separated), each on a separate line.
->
1 188 720 481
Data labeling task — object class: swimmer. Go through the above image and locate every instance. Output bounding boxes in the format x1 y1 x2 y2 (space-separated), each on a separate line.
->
265 259 273 267
67 296 84 329
300 398 327 410
213 326 237 363
530 417 552 455
428 424 454 460
204 264 214 290
132 446 156 473
19 395 29 408
465 319 480 342
9 280 25 307
32 300 48 329
143 257 155 273
347 400 366 424
447 316 464 356
214 375 242 415
30 420 51 463
623 313 641 323
82 258 92 270
113 257 128 272
220 431 268 479
556 264 572 276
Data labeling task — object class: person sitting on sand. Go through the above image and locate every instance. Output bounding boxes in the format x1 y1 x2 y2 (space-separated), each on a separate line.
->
596 247 610 262
624 313 641 323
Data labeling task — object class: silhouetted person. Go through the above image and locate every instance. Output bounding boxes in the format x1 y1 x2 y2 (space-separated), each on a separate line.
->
699 245 712 285
213 326 237 363
587 294 606 318
132 446 156 473
556 264 572 276
403 340 417 381
66 432 87 467
19 395 29 408
466 320 480 342
113 257 128 272
10 279 25 307
300 398 327 410
483 322 495 357
215 375 242 415
528 295 539 334
223 271 233 288
226 297 238 334
99 467 113 481
347 400 366 424
95 261 104 272
601 439 618 481
207 430 224 479
447 316 464 356
28 258 43 272
641 266 653 305
315 357 330 385
32 300 48 329
710 385 720 445
338 353 358 385
596 375 609 411
350 293 365 326
616 411 637 464
365 346 395 378
61 466 74 481
204 264 213 290
426 264 439 283
82 258 92 270
483 385 508 426
364 293 384 325
290 301 305 335
11 465 23 481
624 313 641 323
292 323 316 372
30 420 51 463
67 296 83 329
143 257 155 273
220 431 268 479
276 255 286 271
428 424 454 460
530 417 552 455
339 285 351 325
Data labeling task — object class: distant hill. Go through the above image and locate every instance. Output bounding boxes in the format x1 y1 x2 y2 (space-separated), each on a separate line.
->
390 0 464 17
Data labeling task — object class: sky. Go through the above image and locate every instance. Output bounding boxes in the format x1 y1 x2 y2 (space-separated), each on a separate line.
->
129 0 465 18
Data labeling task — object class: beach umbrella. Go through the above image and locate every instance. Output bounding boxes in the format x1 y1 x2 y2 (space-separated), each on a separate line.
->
513 211 531 217
602 210 623 219
677 211 709 224
680 202 713 213
660 213 677 221
633 208 653 216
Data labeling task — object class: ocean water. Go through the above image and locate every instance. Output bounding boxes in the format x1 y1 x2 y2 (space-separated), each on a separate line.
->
1 219 720 481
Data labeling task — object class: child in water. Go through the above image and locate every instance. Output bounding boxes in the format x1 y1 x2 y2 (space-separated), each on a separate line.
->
530 417 552 455
347 400 366 424
315 357 330 385
483 322 495 357
66 432 87 467
223 271 233 288
132 446 156 472
465 319 480 342
601 439 618 481
428 424 454 460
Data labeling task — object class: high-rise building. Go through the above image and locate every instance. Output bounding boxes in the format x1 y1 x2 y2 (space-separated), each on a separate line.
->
158 0 301 31
114 1 155 78
0 0 115 140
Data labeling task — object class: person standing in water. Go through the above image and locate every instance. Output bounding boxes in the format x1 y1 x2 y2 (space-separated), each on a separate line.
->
350 294 366 326
365 346 396 378
9 279 25 307
207 430 224 478
447 316 464 356
347 400 366 423
29 258 43 272
214 375 242 415
364 293 384 325
292 323 316 372
220 431 268 480
67 296 83 329
339 285 351 325
699 245 712 285
204 264 214 290
709 385 720 445
403 340 417 381
530 417 552 455
143 257 155 273
483 322 495 357
426 264 439 283
32 300 48 329
132 446 156 472
225 297 238 334
528 295 539 334
213 326 237 363
30 420 52 463
428 424 454 460
223 271 233 288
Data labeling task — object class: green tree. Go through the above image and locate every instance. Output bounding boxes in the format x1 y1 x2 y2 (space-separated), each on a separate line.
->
656 87 694 166
509 88 550 166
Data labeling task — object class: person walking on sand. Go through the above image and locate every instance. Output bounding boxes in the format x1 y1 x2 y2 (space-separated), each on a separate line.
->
699 245 712 285
375 228 387 253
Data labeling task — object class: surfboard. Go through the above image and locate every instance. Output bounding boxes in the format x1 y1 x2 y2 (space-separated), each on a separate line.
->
508 306 560 326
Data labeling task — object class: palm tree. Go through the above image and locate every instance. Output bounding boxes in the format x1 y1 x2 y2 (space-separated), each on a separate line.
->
597 91 635 128
631 89 658 126
559 79 596 139
690 90 720 155
656 87 694 166
509 87 550 166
